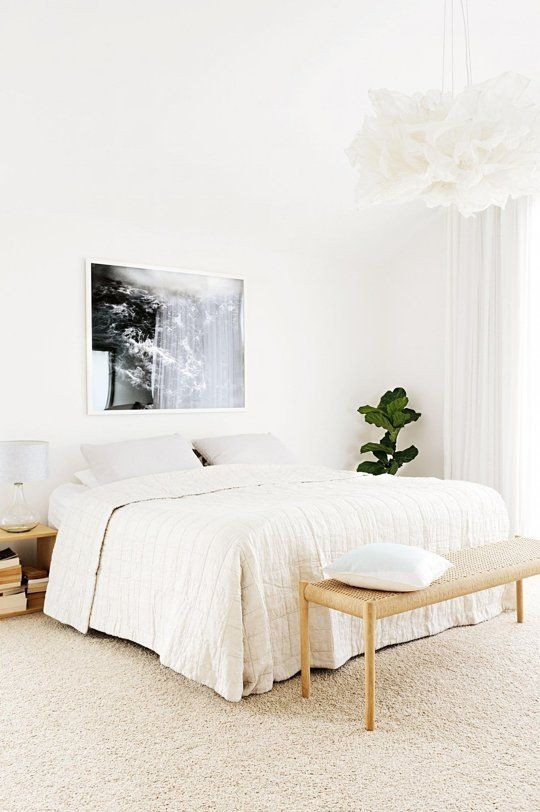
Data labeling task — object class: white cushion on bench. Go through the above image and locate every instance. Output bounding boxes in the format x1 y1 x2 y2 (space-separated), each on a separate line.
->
324 543 453 592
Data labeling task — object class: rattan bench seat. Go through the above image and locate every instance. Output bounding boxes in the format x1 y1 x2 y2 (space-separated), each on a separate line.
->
305 537 540 620
299 537 540 730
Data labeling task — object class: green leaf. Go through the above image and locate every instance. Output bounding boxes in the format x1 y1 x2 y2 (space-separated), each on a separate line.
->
357 461 387 476
378 388 406 409
401 407 421 424
357 405 377 415
387 396 408 417
380 432 396 452
360 442 390 456
363 410 394 432
393 445 419 464
391 407 421 428
388 459 400 475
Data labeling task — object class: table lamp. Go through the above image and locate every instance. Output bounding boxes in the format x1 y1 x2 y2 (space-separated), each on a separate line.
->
0 441 49 532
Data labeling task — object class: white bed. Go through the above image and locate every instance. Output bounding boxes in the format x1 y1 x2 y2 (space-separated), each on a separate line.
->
48 483 88 529
45 464 510 701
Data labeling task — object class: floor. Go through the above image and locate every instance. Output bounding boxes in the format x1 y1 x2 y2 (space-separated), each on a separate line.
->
2 579 539 812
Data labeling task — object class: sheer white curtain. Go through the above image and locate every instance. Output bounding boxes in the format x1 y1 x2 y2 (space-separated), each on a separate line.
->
445 197 540 534
517 199 540 535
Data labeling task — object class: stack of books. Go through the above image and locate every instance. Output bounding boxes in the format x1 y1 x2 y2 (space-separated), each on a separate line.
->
0 547 26 616
23 566 49 611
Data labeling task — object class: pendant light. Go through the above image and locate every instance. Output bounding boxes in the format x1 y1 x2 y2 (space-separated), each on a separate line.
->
347 1 540 217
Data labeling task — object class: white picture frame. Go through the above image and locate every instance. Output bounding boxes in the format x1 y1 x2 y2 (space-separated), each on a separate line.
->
85 259 246 415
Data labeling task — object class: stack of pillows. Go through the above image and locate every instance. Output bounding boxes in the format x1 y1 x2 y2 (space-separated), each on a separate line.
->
75 432 296 488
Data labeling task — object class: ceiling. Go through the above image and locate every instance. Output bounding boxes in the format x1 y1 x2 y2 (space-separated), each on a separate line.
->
1 0 538 266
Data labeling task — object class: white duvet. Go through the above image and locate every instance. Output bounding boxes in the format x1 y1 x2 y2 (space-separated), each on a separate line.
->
45 465 509 701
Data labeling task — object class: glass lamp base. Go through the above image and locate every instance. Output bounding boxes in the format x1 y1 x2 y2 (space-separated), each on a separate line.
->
0 483 39 533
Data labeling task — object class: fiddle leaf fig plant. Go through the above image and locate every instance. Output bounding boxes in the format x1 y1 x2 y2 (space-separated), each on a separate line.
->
357 387 421 475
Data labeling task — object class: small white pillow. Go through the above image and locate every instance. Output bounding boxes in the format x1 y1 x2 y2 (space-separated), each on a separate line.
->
193 433 296 465
324 543 453 592
74 469 100 489
81 434 202 485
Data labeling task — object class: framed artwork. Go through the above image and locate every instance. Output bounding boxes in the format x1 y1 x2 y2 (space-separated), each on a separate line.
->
86 260 245 413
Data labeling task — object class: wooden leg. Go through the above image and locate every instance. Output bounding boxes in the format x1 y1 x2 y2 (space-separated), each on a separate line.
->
516 579 524 623
299 581 311 698
36 535 56 571
363 602 376 731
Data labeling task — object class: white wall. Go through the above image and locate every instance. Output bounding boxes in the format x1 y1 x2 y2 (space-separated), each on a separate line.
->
363 207 448 479
3 243 371 519
1 0 539 520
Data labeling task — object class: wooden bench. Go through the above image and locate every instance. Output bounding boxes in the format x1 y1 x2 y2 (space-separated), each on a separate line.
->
299 537 540 730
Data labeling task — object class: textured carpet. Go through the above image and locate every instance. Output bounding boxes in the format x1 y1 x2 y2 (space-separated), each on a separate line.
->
2 581 539 812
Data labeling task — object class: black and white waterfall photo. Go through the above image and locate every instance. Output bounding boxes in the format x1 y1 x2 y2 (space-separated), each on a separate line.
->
87 262 245 412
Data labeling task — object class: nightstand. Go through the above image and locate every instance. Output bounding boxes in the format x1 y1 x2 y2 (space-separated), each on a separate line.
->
0 523 57 618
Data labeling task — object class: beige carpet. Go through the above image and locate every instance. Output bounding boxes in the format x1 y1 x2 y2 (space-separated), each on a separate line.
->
2 581 539 812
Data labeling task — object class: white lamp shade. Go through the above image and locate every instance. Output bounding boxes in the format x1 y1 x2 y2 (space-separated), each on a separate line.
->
0 441 49 483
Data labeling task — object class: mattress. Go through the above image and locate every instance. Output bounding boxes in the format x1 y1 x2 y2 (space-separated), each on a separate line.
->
45 465 510 701
48 483 88 529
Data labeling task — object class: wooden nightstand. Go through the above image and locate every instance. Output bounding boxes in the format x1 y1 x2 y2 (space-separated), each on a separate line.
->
0 523 57 619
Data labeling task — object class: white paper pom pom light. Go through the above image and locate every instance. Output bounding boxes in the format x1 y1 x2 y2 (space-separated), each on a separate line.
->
347 72 540 218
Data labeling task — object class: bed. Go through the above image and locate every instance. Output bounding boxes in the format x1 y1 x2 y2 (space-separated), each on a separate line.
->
48 482 88 529
45 464 510 701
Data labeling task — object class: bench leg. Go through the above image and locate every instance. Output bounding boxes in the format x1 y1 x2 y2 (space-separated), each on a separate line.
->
516 579 524 623
363 602 376 731
299 581 311 698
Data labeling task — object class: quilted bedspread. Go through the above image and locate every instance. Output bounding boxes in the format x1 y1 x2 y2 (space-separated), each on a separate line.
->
45 465 509 701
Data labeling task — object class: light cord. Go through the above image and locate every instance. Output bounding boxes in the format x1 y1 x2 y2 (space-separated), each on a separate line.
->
451 0 454 96
442 0 447 93
442 0 473 94
458 0 472 85
465 0 473 83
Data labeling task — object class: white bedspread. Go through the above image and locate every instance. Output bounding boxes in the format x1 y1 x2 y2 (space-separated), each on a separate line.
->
45 465 509 701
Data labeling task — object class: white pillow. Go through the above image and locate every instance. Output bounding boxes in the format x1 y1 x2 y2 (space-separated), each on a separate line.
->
81 434 202 485
193 433 296 465
74 469 100 489
324 543 453 592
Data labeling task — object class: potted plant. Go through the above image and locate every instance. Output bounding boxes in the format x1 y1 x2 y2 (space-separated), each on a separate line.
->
357 387 421 475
